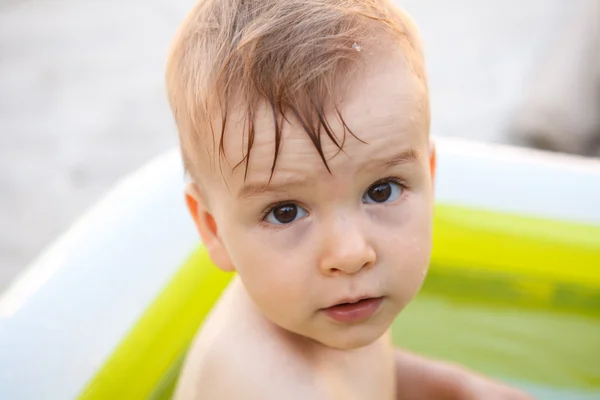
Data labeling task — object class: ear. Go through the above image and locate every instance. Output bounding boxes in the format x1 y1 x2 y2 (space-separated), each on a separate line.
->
429 140 437 185
184 183 235 272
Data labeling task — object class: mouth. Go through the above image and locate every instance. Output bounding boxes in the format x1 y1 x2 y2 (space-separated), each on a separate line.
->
322 296 384 324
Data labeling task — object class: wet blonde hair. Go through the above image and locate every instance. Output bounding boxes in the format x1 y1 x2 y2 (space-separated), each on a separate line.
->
166 0 426 181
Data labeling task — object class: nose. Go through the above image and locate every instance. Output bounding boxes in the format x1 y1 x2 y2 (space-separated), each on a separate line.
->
318 214 376 276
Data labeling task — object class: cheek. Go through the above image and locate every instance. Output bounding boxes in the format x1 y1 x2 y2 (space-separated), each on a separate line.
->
224 223 316 317
386 232 431 306
372 197 433 294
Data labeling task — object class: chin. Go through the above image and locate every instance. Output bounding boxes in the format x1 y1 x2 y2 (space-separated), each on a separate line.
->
317 323 390 350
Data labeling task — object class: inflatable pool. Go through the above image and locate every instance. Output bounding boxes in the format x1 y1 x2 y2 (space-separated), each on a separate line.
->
1 137 599 400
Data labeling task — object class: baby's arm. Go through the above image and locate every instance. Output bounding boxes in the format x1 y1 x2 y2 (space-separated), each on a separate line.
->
394 349 533 399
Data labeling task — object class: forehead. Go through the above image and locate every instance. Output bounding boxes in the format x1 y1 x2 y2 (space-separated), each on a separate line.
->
216 51 428 188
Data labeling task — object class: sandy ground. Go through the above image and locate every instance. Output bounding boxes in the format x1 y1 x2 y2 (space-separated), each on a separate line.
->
0 0 574 293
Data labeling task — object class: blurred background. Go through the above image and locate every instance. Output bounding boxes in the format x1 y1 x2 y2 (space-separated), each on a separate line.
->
1 0 599 294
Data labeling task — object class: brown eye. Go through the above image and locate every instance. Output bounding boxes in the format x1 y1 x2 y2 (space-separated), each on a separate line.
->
363 181 402 204
265 203 307 225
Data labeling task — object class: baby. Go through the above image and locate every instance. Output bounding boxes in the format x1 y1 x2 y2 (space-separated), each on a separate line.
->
166 0 531 398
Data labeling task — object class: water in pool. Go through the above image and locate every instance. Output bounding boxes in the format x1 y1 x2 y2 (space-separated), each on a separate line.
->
392 268 600 400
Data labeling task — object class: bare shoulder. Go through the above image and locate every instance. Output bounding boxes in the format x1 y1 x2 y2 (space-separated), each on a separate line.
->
174 282 317 400
173 335 268 400
174 321 316 400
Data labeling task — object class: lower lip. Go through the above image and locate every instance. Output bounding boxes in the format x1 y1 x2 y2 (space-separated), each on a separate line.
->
323 297 384 323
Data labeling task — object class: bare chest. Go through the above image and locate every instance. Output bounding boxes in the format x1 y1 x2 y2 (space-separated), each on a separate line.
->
312 349 396 400
238 360 395 400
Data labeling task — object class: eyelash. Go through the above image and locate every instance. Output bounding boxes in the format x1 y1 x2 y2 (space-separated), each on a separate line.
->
259 200 297 221
368 177 407 194
259 176 408 224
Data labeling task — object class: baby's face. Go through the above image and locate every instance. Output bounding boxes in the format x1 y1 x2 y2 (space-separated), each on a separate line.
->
195 53 433 350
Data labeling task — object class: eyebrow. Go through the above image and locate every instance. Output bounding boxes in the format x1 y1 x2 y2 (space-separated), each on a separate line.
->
369 148 420 169
237 148 420 200
238 178 311 200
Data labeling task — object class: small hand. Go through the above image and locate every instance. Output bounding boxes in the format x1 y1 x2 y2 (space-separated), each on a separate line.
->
452 368 534 400
394 349 535 400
